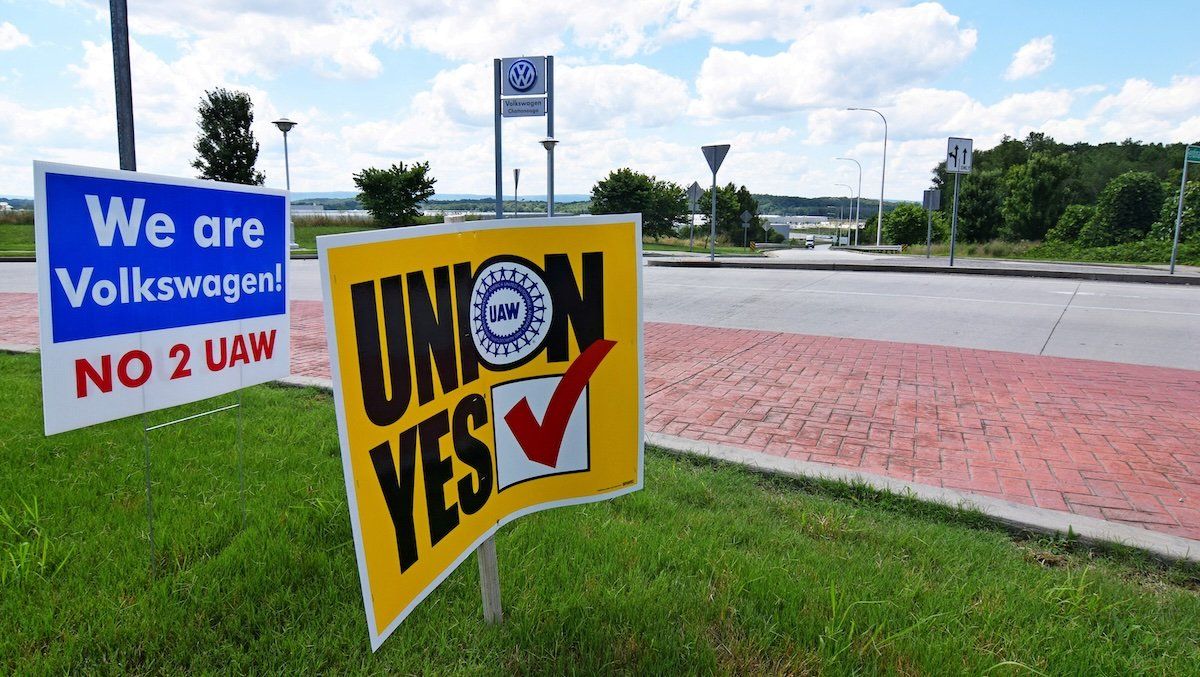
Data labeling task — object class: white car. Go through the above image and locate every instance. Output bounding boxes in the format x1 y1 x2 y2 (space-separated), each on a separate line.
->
804 235 815 249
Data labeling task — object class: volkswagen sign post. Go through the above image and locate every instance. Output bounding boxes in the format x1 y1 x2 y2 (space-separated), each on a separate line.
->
495 56 552 219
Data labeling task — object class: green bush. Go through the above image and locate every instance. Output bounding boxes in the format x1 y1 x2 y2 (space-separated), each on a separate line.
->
1046 204 1095 243
1078 171 1165 247
883 203 946 245
1149 181 1200 243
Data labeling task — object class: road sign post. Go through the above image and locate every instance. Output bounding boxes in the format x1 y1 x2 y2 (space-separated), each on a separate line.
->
701 145 730 262
1170 145 1199 274
922 189 941 258
687 181 701 252
740 210 752 249
945 137 973 267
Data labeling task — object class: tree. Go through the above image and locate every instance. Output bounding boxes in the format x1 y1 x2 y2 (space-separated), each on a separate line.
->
999 152 1074 241
698 183 743 243
1045 204 1095 243
353 162 437 227
883 203 945 245
589 168 686 239
191 88 265 185
1077 171 1165 247
953 169 1005 242
1149 180 1200 243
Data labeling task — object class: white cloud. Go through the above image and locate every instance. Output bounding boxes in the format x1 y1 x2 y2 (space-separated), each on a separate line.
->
692 3 978 118
0 21 33 51
1004 35 1054 81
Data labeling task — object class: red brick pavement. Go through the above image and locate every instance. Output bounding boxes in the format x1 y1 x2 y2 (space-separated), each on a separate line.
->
6 293 1200 540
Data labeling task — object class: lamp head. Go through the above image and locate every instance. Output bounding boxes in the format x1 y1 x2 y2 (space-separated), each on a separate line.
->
272 117 297 133
540 137 559 151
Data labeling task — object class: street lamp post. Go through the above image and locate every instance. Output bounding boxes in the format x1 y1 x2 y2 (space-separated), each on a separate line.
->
512 168 520 218
540 138 558 217
846 108 887 246
836 157 862 245
271 117 298 248
836 183 854 247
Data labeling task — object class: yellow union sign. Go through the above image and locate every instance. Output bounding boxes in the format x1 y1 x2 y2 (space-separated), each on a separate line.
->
318 215 644 649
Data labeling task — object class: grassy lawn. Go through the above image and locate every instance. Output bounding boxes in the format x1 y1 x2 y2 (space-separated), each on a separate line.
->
919 239 1200 268
1 350 1199 673
0 223 34 255
292 221 372 252
643 238 763 256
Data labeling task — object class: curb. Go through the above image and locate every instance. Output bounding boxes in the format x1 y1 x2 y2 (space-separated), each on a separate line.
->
646 259 1200 286
647 432 1200 563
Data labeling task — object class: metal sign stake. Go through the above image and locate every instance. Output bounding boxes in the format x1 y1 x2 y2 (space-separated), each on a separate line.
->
950 172 960 267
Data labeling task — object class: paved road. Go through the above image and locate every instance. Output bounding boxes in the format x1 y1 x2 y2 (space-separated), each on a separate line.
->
642 266 1200 371
5 260 1197 370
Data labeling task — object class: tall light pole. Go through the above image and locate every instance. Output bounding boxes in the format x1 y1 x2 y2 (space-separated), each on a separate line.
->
846 107 886 246
540 138 558 217
836 157 862 245
836 183 854 246
272 117 298 248
512 168 520 218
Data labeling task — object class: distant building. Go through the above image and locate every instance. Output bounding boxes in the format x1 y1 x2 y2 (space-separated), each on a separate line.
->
0 201 12 212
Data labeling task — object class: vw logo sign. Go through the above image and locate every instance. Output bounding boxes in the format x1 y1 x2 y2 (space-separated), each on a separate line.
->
470 259 553 367
507 58 538 93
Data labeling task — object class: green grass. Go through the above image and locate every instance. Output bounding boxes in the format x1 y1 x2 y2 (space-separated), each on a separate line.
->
1 351 1199 673
644 236 764 256
0 223 34 255
919 238 1200 268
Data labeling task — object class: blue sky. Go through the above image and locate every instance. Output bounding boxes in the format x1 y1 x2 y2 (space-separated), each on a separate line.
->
1 1 1198 201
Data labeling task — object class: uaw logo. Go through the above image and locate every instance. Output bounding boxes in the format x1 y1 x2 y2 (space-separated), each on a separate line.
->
507 58 538 92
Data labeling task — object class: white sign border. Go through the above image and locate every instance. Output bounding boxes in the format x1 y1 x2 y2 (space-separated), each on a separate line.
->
317 214 645 651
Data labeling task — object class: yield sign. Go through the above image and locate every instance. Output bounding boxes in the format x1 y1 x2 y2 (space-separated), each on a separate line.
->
701 144 730 175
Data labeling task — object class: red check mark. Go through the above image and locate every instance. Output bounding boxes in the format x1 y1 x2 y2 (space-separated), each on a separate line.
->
503 339 617 468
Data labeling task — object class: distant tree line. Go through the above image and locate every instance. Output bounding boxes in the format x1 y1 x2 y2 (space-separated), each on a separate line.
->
588 168 783 244
919 132 1199 248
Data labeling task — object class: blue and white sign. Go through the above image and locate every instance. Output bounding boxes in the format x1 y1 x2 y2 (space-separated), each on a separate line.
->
501 56 547 96
34 161 291 434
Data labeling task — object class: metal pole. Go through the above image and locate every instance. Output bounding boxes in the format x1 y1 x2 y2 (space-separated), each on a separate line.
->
1170 149 1190 274
546 146 554 217
493 59 502 220
282 130 293 247
926 208 932 258
547 56 554 218
513 168 519 219
109 0 136 171
950 173 961 267
688 204 695 252
709 173 717 262
142 417 154 573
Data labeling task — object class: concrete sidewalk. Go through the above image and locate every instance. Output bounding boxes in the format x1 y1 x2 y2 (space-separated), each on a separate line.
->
4 291 1200 555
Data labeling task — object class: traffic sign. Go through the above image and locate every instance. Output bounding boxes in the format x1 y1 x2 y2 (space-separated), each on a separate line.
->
501 96 546 117
702 144 730 175
686 182 702 212
1187 146 1200 163
500 57 547 96
922 189 941 211
740 210 752 224
946 137 973 174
